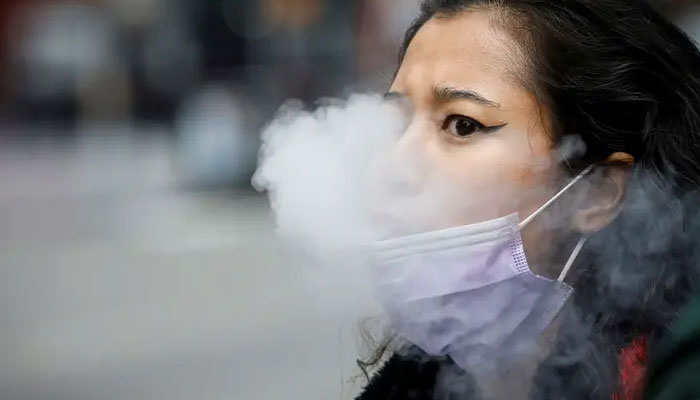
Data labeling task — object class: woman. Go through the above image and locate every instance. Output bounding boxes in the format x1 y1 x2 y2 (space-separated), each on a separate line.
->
357 0 700 399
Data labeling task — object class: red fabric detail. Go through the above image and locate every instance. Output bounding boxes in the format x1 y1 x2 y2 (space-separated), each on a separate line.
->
612 336 648 400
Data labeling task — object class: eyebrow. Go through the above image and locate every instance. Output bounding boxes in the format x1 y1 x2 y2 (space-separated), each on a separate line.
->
433 85 500 108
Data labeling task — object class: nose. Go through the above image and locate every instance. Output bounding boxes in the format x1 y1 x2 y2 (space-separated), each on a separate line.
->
384 119 431 196
395 118 428 155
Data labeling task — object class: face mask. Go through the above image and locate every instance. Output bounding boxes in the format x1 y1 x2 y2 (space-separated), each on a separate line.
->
371 165 593 375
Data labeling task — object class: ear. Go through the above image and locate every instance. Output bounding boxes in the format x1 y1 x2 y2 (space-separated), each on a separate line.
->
572 152 634 234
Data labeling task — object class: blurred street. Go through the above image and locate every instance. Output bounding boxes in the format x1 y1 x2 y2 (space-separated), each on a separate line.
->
0 129 363 400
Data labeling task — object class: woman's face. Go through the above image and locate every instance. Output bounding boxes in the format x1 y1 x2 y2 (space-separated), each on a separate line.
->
387 10 568 271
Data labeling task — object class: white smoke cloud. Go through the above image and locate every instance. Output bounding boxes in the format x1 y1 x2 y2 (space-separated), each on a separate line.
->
253 93 407 254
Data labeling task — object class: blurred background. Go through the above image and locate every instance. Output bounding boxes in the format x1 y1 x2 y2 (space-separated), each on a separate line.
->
0 1 697 399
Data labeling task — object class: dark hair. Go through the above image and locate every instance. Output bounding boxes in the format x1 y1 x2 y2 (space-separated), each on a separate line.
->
364 1 700 398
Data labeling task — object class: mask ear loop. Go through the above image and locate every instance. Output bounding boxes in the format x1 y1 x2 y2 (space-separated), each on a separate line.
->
557 236 586 282
518 164 595 229
516 164 594 282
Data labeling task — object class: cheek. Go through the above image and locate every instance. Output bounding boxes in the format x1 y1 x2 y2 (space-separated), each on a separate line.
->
425 128 557 225
371 107 558 234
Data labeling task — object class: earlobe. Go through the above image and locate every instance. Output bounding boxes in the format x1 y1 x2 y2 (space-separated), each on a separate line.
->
572 152 634 234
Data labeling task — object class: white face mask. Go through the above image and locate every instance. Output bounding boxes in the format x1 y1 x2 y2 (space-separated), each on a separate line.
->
371 166 593 375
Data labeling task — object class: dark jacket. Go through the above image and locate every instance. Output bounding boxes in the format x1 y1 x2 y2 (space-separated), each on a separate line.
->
356 336 648 400
356 348 478 400
645 294 700 400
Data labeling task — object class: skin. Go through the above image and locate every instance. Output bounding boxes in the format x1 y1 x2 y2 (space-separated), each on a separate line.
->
386 9 633 277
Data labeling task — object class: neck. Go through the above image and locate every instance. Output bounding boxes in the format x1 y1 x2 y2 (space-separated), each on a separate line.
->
478 358 540 400
478 310 565 400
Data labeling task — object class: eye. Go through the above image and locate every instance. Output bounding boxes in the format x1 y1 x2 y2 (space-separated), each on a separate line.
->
443 115 485 138
442 115 508 139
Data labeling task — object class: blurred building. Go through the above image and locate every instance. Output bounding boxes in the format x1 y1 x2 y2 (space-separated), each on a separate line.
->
0 0 428 187
0 0 698 185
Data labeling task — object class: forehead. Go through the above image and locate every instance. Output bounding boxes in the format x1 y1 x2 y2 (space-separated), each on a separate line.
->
393 10 529 106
